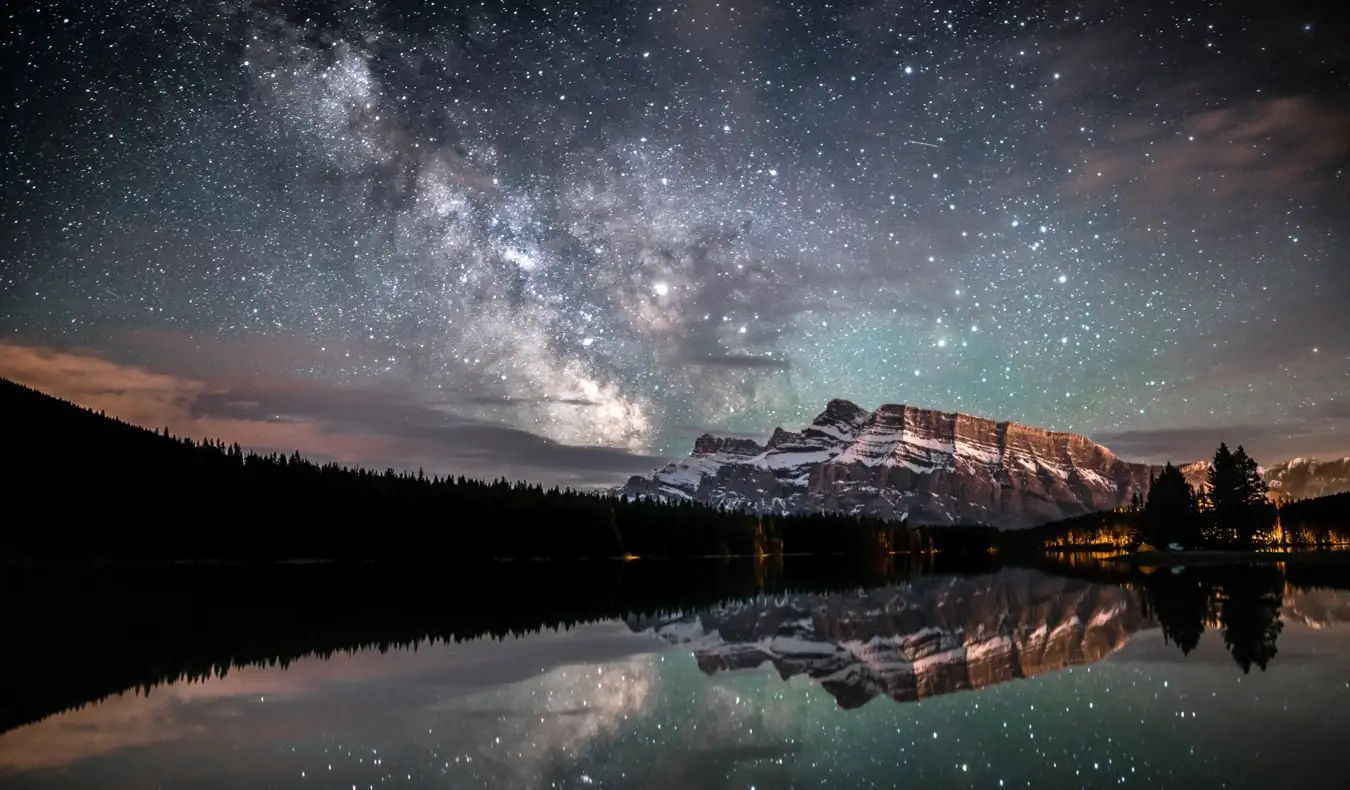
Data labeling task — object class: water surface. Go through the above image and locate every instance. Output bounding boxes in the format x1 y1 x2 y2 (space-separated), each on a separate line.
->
3 566 1349 789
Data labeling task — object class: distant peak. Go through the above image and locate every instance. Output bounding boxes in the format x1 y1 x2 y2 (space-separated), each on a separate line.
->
819 398 868 423
691 433 763 457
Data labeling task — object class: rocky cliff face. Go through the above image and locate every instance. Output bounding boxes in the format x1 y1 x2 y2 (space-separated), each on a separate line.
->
627 569 1145 708
1181 457 1350 502
620 399 1156 528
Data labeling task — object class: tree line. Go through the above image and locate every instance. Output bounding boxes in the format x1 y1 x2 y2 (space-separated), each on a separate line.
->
5 377 963 561
1024 442 1350 551
1136 442 1272 548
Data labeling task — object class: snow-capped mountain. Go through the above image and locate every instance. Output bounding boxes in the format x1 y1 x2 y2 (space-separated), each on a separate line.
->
1263 457 1350 500
1180 457 1350 502
620 399 1156 528
627 570 1143 708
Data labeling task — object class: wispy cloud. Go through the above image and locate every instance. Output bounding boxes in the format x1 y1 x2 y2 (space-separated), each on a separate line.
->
0 340 666 487
1094 418 1350 466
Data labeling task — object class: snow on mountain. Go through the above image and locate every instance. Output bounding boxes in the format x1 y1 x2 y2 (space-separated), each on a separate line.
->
1262 457 1350 500
1181 457 1350 501
620 399 1157 528
627 569 1144 708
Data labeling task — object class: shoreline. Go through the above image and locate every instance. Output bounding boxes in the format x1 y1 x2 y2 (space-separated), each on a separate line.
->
1102 549 1350 568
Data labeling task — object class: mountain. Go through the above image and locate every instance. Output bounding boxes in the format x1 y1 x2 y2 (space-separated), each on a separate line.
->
1180 457 1350 502
627 569 1145 708
1266 458 1350 500
620 399 1156 528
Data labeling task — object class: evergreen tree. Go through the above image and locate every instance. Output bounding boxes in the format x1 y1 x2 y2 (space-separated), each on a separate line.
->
1208 444 1273 548
1142 463 1199 547
1206 443 1241 545
1234 446 1274 545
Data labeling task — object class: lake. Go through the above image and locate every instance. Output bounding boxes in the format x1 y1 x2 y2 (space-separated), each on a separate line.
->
1 562 1349 788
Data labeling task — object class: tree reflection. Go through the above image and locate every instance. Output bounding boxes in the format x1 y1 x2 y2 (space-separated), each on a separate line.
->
1216 566 1284 673
1137 566 1286 672
1139 571 1212 656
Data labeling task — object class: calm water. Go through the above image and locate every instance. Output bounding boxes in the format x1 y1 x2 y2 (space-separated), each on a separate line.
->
3 566 1350 789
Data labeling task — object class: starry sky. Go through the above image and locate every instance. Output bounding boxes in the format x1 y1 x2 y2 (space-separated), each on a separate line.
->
2 0 1348 484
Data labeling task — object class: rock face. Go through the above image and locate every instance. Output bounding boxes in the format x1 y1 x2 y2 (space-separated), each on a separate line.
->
1266 458 1350 500
1181 457 1350 502
627 569 1145 708
620 399 1156 528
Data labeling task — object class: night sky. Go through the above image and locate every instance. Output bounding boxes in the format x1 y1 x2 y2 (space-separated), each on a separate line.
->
2 0 1347 484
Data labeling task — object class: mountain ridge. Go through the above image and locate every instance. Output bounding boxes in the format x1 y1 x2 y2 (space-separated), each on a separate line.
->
627 570 1146 708
621 399 1159 528
624 400 1350 526
1181 456 1350 502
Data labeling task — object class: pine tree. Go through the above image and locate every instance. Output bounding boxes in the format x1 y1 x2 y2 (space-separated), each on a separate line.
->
1207 443 1242 545
1232 446 1272 547
1142 463 1199 548
1206 443 1274 548
1234 446 1268 505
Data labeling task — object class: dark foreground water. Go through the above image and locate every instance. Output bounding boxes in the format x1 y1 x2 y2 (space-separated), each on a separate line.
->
2 563 1350 789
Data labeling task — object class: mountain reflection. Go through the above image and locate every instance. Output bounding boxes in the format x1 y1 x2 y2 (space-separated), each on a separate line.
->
633 564 1344 707
630 570 1144 708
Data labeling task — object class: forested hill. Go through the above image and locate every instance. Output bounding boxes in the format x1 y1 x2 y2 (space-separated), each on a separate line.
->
1 377 942 561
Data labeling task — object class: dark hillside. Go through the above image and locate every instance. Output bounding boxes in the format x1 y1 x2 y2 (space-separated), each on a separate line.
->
0 378 921 560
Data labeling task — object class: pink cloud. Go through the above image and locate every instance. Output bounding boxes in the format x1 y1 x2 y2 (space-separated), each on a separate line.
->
0 341 410 464
1064 95 1350 213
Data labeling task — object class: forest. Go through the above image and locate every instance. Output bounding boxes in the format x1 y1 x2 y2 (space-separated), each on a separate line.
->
2 377 938 560
1021 448 1350 552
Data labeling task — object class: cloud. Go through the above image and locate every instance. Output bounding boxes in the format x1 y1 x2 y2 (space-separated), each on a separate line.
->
0 340 666 487
0 341 207 430
1063 94 1350 218
1314 401 1350 421
1094 418 1350 466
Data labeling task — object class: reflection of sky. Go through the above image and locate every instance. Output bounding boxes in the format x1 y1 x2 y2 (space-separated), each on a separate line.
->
3 606 1350 788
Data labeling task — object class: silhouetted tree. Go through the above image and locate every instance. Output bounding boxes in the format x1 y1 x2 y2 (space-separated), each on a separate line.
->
1206 443 1274 548
1142 462 1199 547
1279 492 1350 547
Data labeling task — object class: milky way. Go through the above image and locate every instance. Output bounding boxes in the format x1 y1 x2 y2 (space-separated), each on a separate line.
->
2 0 1348 477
